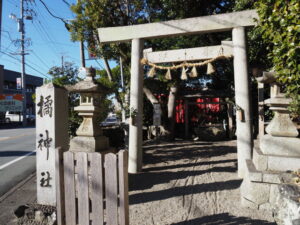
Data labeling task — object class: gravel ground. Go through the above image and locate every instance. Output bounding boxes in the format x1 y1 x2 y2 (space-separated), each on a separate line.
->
129 139 276 225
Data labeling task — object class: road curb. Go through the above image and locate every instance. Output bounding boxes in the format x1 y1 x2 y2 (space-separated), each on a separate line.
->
0 172 36 203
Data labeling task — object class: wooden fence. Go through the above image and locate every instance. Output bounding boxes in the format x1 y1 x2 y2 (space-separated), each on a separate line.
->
56 149 129 225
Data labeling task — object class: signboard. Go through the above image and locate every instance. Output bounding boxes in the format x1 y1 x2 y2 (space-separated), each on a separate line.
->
153 103 161 126
16 78 22 90
0 94 23 112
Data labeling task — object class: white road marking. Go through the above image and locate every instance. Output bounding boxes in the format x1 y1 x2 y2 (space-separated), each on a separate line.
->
0 150 36 170
0 133 34 142
0 137 9 141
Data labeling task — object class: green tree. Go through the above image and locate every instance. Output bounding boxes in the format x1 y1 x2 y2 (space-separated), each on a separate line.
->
47 62 82 136
235 0 300 115
48 62 114 136
67 0 237 138
255 0 300 115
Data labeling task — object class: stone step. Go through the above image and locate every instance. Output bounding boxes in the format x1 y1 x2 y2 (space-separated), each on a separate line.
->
245 159 281 184
252 146 300 172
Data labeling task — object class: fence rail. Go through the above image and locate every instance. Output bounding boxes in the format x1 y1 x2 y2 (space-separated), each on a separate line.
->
56 149 129 225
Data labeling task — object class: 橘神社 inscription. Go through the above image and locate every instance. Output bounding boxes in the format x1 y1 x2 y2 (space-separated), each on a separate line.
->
36 83 68 206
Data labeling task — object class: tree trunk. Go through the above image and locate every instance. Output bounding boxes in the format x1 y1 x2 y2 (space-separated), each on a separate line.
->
167 86 178 140
103 57 113 81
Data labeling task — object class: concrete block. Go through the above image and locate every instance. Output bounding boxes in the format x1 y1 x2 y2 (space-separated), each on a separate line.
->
269 184 280 205
259 202 272 211
241 196 259 209
261 135 300 157
253 146 268 171
268 155 300 172
263 172 281 184
245 159 263 182
240 176 271 206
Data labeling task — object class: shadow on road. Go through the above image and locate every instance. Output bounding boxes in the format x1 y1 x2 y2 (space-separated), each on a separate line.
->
170 213 276 225
0 151 36 157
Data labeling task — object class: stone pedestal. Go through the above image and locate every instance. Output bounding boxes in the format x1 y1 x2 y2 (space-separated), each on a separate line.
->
241 72 300 211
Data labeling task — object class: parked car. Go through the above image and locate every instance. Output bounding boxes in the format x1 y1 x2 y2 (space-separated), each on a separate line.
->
5 111 35 123
100 115 120 127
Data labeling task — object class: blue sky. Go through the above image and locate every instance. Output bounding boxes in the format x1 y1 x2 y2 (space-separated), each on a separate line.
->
1 0 110 80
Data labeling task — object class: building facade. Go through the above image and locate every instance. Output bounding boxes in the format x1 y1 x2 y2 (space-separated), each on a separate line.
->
0 65 44 114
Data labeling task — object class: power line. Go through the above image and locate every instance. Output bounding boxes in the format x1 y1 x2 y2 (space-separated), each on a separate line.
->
0 42 14 58
61 0 70 7
0 50 51 79
6 0 19 8
38 0 68 24
30 2 65 57
31 20 60 58
32 51 50 70
1 30 14 41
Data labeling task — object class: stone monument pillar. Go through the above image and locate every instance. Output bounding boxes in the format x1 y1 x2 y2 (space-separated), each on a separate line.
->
241 72 300 210
66 67 112 153
36 83 69 206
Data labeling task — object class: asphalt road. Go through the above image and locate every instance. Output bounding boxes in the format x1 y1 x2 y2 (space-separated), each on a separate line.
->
0 127 36 197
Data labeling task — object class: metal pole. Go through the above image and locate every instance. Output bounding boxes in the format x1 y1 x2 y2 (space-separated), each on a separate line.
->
20 0 27 126
120 56 126 122
0 0 3 50
76 0 85 68
61 55 64 73
80 40 85 67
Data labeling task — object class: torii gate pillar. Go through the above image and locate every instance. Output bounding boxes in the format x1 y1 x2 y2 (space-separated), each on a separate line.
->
233 27 253 178
128 38 144 173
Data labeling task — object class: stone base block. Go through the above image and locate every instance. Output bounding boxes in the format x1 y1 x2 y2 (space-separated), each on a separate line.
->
261 135 300 157
241 159 283 211
69 136 109 152
241 175 271 208
247 159 282 184
253 146 268 171
253 146 300 172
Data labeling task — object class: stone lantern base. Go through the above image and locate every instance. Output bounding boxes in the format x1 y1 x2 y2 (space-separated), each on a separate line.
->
69 135 109 152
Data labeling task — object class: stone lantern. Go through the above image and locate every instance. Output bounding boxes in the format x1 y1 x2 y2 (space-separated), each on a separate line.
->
257 71 299 156
241 71 300 210
66 67 110 152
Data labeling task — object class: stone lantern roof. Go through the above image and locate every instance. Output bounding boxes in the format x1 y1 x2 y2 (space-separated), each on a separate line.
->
65 67 109 94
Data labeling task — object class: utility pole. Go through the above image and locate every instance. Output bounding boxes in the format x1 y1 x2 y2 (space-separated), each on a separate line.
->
120 56 126 122
0 0 2 50
9 0 33 126
20 0 27 126
77 0 85 68
80 40 85 67
61 55 64 73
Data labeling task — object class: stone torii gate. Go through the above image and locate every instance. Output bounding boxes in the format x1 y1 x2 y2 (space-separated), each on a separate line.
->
98 10 258 177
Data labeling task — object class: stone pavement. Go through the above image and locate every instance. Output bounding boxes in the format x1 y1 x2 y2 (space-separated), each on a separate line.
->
0 140 277 225
0 173 36 225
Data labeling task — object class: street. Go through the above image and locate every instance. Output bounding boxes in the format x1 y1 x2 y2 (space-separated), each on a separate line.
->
0 127 36 197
